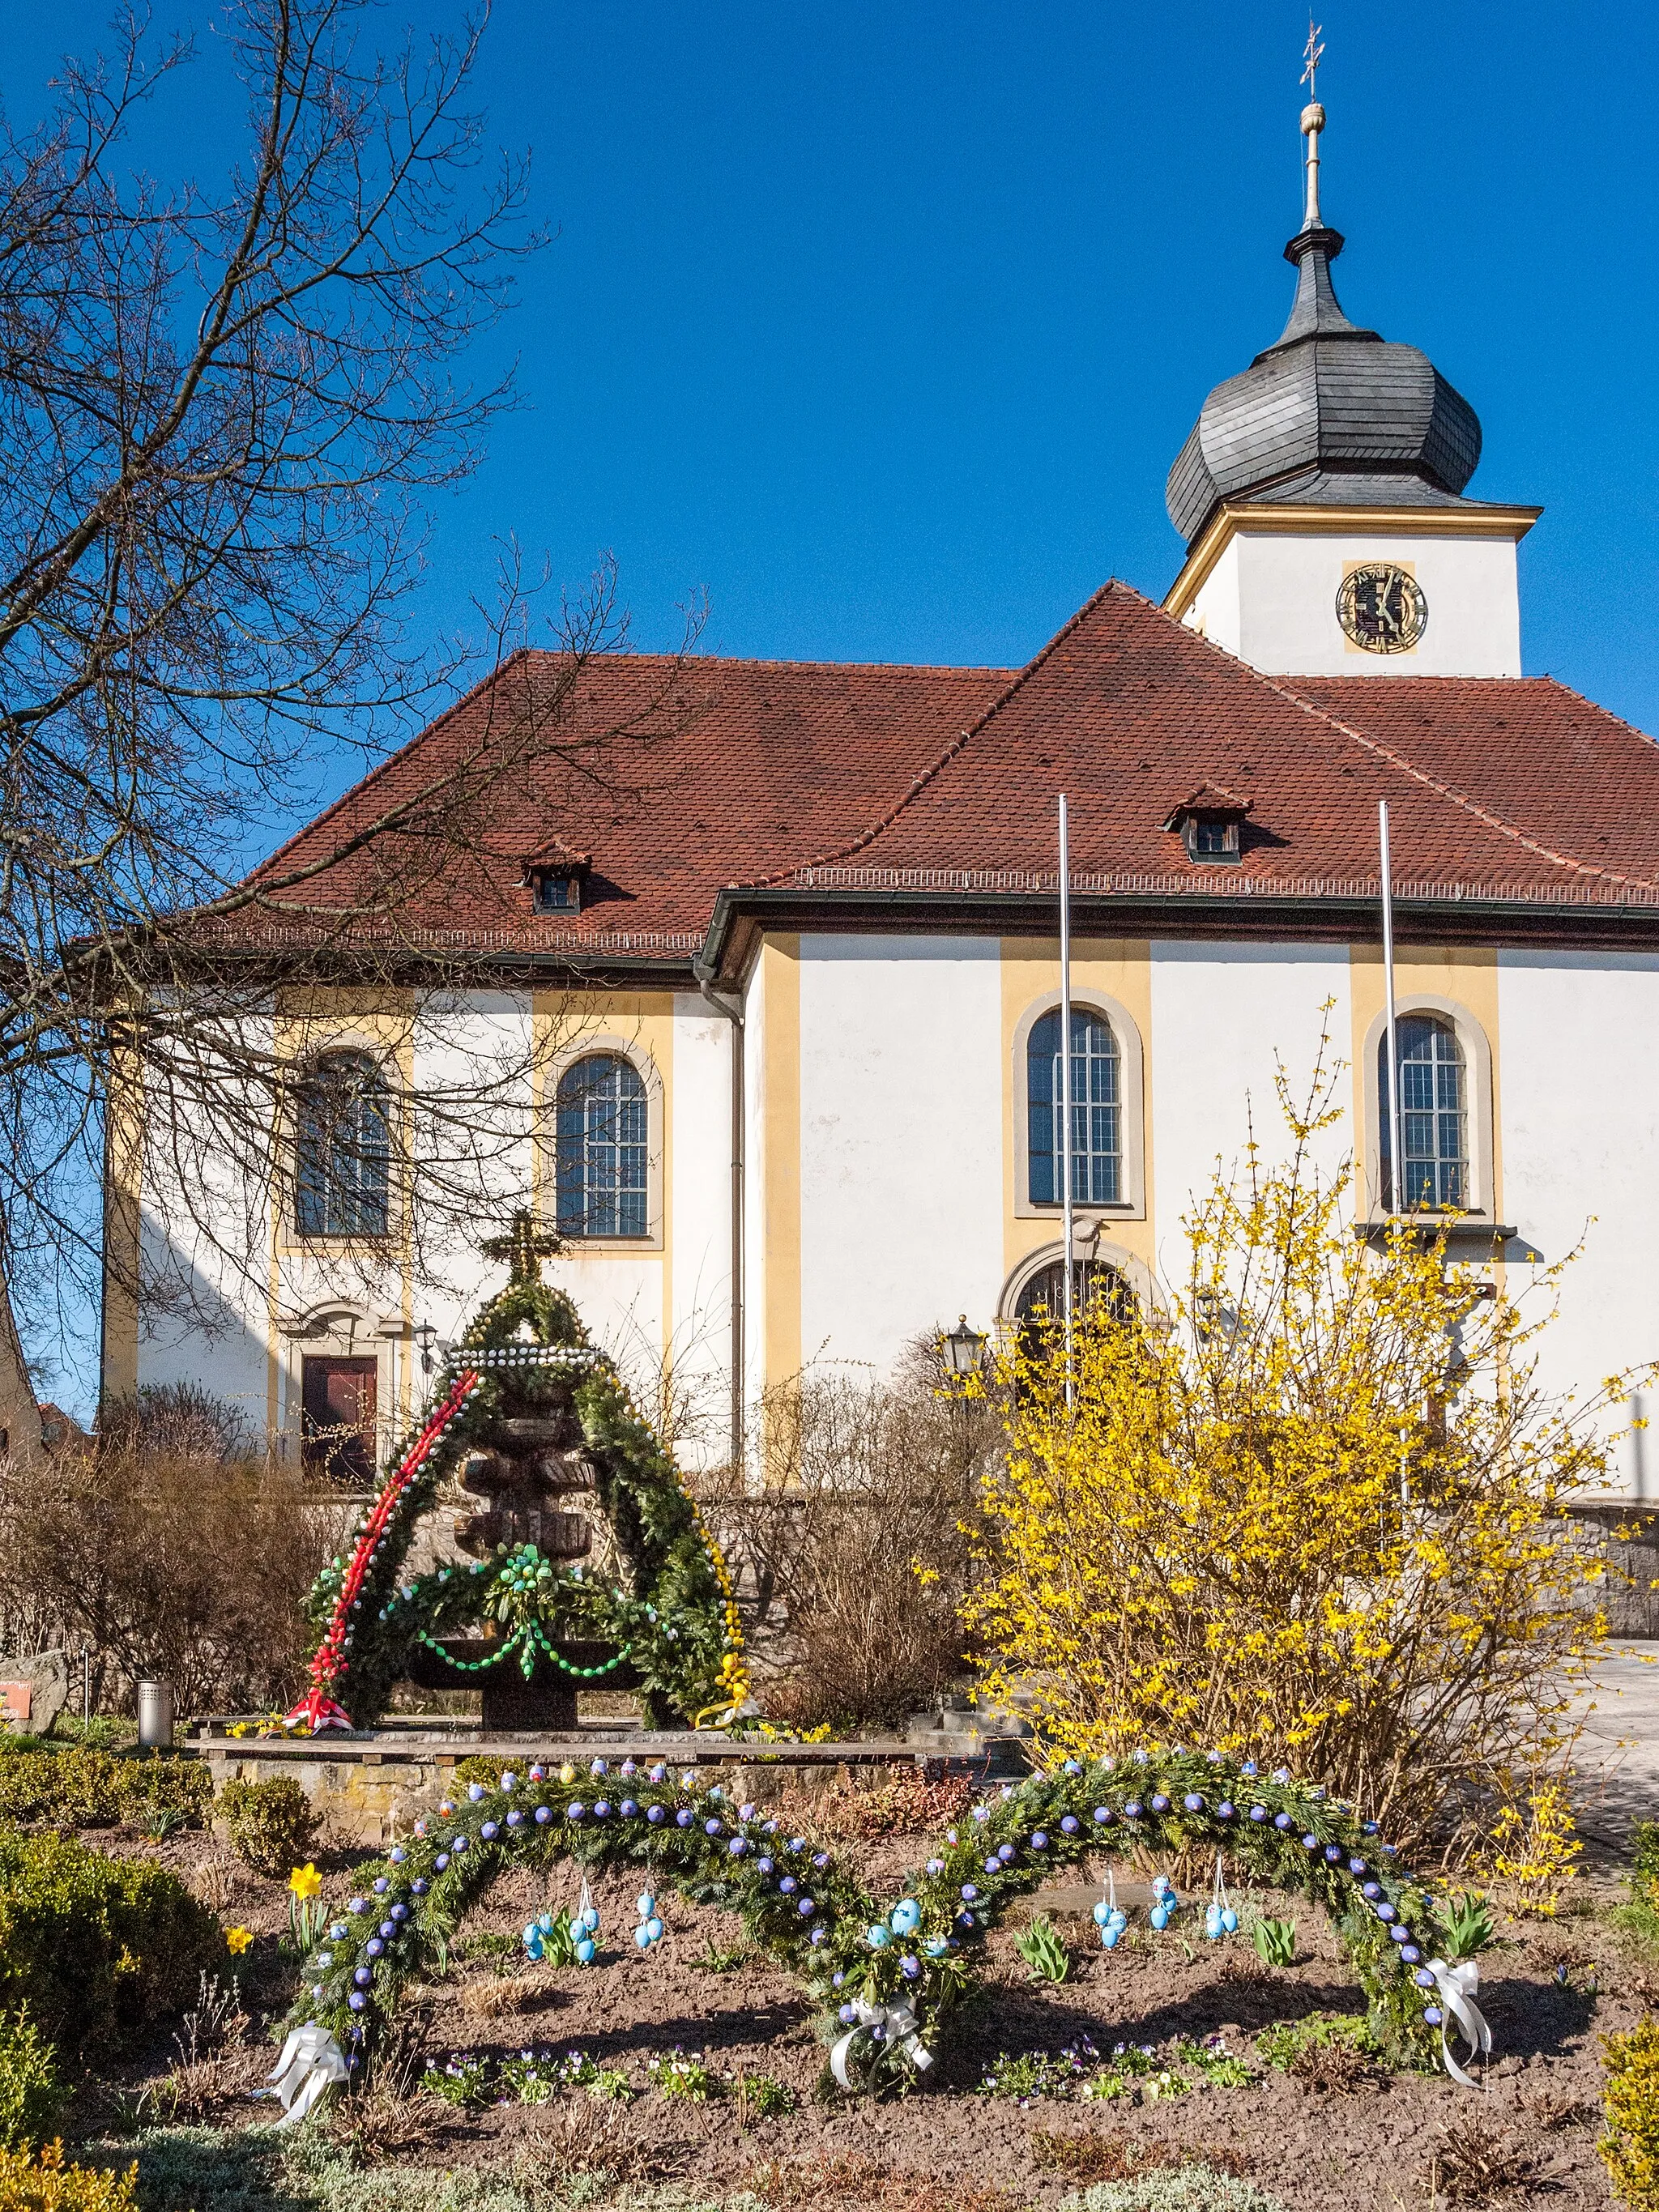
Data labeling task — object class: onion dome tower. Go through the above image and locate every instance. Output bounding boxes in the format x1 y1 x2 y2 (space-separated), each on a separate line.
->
1162 45 1537 679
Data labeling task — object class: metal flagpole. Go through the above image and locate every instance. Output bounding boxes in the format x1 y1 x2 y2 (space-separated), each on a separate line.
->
1379 801 1400 1217
1059 795 1075 1409
1380 799 1410 1514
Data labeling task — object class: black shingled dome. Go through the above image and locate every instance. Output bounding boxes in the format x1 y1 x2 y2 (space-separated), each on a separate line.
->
1166 219 1483 547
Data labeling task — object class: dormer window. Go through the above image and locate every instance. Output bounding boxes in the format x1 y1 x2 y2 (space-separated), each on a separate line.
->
522 841 591 916
1188 816 1239 862
532 871 582 914
1164 784 1251 867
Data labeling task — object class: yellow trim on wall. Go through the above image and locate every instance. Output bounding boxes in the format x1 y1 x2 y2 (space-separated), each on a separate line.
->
759 936 802 1392
1348 944 1503 1225
999 938 1157 1295
267 987 416 1455
531 990 676 1255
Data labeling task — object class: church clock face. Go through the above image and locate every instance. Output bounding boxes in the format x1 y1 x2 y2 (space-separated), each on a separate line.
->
1336 564 1428 654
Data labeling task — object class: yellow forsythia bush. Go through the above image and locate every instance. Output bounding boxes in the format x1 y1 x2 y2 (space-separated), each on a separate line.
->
0 2142 138 2212
964 1033 1623 1850
1602 2020 1659 2210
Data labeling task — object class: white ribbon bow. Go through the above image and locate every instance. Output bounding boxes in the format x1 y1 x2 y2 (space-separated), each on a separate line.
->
830 1997 936 2090
262 2021 348 2127
1425 1955 1493 2089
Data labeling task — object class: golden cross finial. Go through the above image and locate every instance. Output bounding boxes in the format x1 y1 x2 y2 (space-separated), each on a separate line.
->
1301 19 1324 100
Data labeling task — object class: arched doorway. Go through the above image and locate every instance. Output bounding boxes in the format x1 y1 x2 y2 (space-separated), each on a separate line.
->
1013 1258 1134 1332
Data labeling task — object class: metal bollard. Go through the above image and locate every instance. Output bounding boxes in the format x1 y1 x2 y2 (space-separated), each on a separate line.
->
137 1678 174 1750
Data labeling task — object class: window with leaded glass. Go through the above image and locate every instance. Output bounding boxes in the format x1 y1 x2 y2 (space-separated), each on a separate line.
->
1380 1014 1467 1210
556 1053 649 1238
294 1051 393 1238
1027 1008 1121 1206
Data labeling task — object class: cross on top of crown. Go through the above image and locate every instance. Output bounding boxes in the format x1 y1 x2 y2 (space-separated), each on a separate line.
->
480 1208 564 1281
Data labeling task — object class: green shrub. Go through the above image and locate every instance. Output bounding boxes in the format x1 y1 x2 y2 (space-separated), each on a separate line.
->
1602 2018 1659 2211
0 2011 66 2151
215 1777 317 1877
1255 2011 1380 2072
0 1750 211 1832
0 1831 224 2053
1634 1822 1659 1905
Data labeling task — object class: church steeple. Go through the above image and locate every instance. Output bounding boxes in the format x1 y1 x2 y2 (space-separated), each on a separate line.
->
1162 28 1538 680
1163 32 1483 549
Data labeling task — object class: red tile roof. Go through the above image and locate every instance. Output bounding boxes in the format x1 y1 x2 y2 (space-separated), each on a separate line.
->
236 654 1013 956
230 582 1659 966
766 585 1659 908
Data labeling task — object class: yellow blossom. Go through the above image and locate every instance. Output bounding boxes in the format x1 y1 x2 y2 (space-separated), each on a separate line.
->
962 1023 1638 1855
224 1926 254 1954
288 1862 322 1901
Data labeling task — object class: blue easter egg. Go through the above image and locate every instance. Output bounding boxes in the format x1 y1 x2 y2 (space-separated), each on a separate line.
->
574 1937 596 1965
646 1918 663 1941
1205 1907 1223 1938
1102 1926 1122 1949
581 1907 600 1933
1149 1905 1171 1929
638 1893 655 1916
868 1924 891 1948
633 1925 652 1950
1092 1902 1111 1926
1221 1908 1239 1933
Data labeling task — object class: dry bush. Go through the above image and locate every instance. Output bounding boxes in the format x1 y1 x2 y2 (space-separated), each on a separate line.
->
148 1971 256 2122
458 1976 529 2022
1032 2133 1252 2182
0 1385 345 1715
514 2096 664 2187
704 1345 998 1733
1523 2085 1597 2130
1424 2116 1535 2204
750 2154 1020 2212
775 1768 973 1842
1286 2038 1384 2095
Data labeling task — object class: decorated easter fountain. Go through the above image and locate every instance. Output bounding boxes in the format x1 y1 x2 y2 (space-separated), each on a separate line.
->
288 1213 745 1736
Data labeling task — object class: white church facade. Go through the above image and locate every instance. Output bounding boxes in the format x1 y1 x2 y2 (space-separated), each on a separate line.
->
108 99 1659 1502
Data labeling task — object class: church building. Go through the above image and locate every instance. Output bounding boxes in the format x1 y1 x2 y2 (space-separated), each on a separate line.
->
109 94 1659 1498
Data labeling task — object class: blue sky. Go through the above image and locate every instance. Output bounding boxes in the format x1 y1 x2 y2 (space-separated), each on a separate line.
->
8 0 1658 743
9 1 1659 1411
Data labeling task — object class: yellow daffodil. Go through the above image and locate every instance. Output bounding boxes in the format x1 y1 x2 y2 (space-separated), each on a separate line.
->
288 1862 322 1901
225 1926 254 1954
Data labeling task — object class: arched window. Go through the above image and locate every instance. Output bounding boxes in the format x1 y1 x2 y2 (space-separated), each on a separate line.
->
1380 1014 1467 1210
556 1054 649 1238
295 1051 392 1238
1027 1008 1120 1205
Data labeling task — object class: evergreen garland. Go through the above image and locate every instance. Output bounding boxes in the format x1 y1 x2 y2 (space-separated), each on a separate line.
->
286 1747 1453 2094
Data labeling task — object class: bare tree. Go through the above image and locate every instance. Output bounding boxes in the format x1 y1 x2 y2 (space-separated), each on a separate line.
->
0 2 705 1353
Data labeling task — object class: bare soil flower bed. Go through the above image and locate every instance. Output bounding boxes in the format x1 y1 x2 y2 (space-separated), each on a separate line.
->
57 1805 1643 2212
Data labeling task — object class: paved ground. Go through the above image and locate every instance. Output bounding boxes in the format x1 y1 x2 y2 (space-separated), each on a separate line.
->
1570 1639 1659 1853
